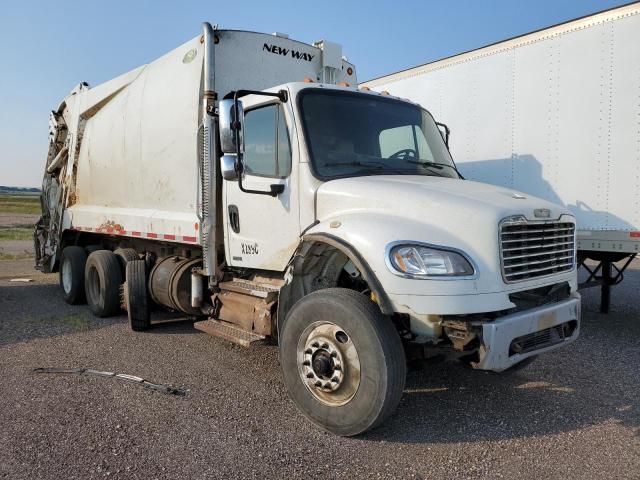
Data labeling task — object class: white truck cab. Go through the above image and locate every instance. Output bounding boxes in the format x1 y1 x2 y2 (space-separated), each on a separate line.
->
36 24 580 436
221 80 580 370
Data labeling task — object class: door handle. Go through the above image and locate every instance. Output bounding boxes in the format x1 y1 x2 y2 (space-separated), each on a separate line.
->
228 204 240 233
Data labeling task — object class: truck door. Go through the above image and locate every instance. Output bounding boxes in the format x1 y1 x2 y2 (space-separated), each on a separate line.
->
223 98 301 271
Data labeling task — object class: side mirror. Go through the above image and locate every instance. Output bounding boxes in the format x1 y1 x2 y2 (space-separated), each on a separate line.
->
219 99 244 154
435 121 450 147
221 155 238 181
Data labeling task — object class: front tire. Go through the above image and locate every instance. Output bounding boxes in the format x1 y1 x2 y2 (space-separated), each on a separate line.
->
280 288 406 436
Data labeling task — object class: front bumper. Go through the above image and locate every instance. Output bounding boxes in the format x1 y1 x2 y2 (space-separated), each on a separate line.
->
475 292 581 372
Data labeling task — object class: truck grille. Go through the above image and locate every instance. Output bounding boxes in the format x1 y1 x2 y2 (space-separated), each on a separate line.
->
500 220 575 282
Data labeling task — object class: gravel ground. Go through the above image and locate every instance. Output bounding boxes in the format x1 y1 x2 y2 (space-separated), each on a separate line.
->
0 257 638 479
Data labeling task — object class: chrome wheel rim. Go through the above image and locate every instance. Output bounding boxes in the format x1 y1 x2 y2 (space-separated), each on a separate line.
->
297 321 360 406
61 258 72 294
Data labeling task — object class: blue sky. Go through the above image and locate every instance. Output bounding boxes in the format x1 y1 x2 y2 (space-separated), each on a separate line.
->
0 0 627 187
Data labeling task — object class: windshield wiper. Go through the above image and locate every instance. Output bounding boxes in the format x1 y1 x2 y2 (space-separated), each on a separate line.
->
405 160 465 179
406 160 446 169
329 160 407 175
328 161 384 170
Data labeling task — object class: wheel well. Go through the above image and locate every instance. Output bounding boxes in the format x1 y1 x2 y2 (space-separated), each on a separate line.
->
276 235 393 339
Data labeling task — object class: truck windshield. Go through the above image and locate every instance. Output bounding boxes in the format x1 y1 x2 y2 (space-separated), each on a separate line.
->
299 89 459 180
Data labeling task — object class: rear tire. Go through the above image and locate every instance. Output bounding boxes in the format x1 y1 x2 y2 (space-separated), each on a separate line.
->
85 250 122 318
113 248 139 281
125 260 150 331
59 246 87 305
280 288 406 436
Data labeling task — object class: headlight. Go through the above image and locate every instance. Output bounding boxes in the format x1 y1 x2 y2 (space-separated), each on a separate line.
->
388 244 475 277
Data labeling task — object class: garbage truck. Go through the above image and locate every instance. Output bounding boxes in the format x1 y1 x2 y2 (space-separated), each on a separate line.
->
35 23 581 436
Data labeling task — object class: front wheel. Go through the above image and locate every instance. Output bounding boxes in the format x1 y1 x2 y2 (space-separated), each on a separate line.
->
279 288 406 436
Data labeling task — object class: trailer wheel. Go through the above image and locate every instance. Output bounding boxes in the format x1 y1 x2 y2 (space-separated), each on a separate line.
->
113 248 139 281
59 246 87 305
124 260 150 331
85 250 122 318
279 288 406 436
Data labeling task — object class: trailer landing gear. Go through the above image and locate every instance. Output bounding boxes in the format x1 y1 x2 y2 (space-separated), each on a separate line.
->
578 252 637 313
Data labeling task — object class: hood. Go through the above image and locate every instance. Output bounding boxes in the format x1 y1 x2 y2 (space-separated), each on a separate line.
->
315 175 568 225
309 174 576 301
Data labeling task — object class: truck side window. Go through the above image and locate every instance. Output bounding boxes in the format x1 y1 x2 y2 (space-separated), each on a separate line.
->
243 104 291 178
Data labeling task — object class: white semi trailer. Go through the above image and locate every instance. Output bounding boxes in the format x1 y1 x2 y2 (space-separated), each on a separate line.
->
36 24 581 436
362 2 640 313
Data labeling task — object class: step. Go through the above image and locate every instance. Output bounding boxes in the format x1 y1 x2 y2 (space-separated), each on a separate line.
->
218 279 280 300
193 319 266 347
